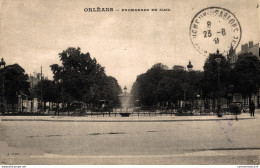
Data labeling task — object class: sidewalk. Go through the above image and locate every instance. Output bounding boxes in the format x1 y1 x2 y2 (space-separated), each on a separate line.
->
0 112 255 122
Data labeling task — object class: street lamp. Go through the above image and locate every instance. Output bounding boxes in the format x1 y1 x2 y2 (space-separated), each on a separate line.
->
123 86 127 111
0 58 6 69
0 58 6 114
215 50 222 117
183 61 193 111
186 61 193 110
187 60 193 72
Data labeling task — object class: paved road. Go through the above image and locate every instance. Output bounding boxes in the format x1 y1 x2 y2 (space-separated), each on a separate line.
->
0 115 259 164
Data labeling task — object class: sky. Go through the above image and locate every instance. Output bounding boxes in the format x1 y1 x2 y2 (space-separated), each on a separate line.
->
0 0 259 91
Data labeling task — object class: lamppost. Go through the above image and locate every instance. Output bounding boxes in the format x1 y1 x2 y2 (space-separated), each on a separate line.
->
215 50 222 117
187 61 193 110
187 61 193 71
0 58 6 114
123 86 127 111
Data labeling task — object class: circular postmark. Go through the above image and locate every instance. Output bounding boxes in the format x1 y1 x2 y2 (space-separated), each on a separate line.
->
190 7 242 56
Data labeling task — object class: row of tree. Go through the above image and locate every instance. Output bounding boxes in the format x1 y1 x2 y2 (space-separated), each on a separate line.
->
131 52 260 107
0 47 122 110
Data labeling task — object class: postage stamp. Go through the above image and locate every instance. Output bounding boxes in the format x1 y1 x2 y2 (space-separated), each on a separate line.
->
190 7 242 56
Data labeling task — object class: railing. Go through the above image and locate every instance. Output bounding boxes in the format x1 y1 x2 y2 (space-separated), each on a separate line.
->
1 106 245 116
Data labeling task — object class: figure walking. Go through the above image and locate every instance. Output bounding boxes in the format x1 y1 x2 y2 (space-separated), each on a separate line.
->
249 100 255 117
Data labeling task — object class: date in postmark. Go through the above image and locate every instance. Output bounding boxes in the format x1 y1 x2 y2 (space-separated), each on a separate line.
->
190 7 242 56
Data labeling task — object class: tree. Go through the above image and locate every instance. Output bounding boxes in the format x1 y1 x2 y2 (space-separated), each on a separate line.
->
131 63 168 106
103 76 122 106
202 52 231 107
185 70 204 103
232 52 260 102
33 79 61 110
50 47 121 107
1 64 30 107
131 63 203 108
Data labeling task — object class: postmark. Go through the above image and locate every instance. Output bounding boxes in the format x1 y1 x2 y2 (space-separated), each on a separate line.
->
190 7 242 56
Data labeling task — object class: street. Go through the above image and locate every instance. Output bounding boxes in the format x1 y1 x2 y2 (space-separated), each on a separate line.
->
0 115 259 164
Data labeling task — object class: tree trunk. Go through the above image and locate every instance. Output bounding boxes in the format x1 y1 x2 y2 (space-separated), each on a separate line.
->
48 102 50 116
249 94 252 114
58 103 60 116
213 96 216 111
12 104 15 114
53 102 55 115
31 101 33 113
44 101 46 112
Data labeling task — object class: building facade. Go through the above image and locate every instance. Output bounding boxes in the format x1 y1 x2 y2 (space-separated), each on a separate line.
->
230 41 259 66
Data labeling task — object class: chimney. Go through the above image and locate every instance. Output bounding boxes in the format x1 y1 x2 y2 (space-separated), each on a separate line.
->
37 73 40 80
241 44 248 51
249 41 253 48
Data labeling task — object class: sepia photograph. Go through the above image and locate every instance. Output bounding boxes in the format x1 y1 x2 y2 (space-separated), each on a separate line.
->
0 0 260 166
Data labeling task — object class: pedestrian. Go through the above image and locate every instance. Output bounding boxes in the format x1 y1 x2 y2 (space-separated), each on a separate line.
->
249 100 255 117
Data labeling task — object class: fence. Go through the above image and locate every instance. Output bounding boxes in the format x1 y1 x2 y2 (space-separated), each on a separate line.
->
1 105 244 116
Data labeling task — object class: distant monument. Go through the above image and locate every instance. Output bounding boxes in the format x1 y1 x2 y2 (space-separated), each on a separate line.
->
118 86 133 110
